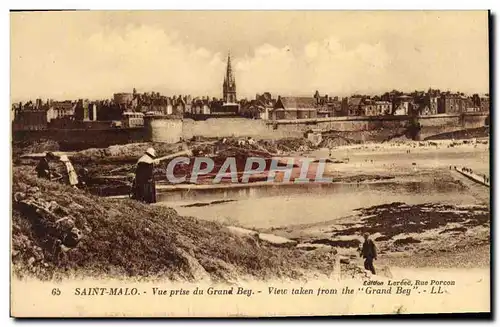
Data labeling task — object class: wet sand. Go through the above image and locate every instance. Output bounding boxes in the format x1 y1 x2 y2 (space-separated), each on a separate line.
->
164 141 490 270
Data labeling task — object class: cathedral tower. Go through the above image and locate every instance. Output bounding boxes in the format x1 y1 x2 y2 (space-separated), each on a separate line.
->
223 52 237 103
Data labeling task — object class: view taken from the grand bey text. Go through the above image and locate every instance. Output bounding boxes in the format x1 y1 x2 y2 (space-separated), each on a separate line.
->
10 10 490 317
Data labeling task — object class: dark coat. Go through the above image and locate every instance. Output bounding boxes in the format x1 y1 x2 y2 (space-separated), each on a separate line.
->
361 239 377 259
132 154 156 204
36 157 74 185
36 158 50 179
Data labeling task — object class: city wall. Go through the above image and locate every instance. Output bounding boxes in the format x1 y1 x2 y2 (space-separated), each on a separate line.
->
416 113 488 140
180 115 411 140
12 127 147 151
177 113 488 141
268 115 409 134
12 113 489 151
182 118 290 139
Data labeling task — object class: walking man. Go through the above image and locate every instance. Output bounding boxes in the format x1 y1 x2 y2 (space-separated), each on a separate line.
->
360 232 377 275
131 147 157 204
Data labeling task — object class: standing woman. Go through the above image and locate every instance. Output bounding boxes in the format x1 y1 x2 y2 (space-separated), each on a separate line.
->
132 147 157 204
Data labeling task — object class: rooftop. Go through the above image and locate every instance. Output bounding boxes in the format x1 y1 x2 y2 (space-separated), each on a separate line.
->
278 97 316 109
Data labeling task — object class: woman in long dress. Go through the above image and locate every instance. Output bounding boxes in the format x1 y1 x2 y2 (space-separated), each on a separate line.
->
59 155 79 188
131 147 157 204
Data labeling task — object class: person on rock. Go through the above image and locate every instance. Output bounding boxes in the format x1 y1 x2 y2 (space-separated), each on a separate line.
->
360 232 377 275
35 152 54 179
131 147 157 204
37 152 79 188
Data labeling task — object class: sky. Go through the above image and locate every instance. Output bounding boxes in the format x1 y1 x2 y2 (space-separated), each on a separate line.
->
10 11 489 102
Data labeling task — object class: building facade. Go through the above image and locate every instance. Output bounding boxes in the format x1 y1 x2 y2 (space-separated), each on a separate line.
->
438 93 461 114
473 94 490 112
51 100 76 119
342 97 363 116
393 95 412 115
327 98 345 117
271 96 317 120
122 111 145 128
114 93 134 106
12 109 48 131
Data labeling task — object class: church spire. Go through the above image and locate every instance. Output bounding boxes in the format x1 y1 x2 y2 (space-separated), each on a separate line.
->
226 51 235 85
222 50 237 103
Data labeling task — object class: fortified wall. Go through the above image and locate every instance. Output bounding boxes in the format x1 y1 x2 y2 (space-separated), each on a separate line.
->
12 113 489 151
266 115 410 137
13 127 146 151
153 113 486 142
182 118 290 139
415 113 489 140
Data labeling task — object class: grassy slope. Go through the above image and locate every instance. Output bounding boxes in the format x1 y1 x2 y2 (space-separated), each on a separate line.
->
12 166 338 282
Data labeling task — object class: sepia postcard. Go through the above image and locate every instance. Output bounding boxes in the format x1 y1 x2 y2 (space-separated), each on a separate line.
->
10 10 491 318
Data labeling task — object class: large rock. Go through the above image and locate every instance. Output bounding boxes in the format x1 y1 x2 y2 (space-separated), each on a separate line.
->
177 248 211 282
339 256 350 264
296 243 333 251
226 226 259 237
258 233 297 247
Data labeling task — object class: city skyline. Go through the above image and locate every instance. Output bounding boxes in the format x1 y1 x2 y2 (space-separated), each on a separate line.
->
11 11 489 102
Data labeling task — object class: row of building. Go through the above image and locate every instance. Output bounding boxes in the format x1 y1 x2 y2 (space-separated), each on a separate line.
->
11 52 242 131
11 92 240 131
238 89 489 121
11 89 491 131
12 52 490 130
12 99 98 131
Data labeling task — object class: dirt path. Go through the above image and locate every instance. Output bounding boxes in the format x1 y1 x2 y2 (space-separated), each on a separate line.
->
377 244 490 270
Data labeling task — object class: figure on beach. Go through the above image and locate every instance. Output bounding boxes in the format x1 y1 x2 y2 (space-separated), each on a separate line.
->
360 232 377 275
131 147 157 204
